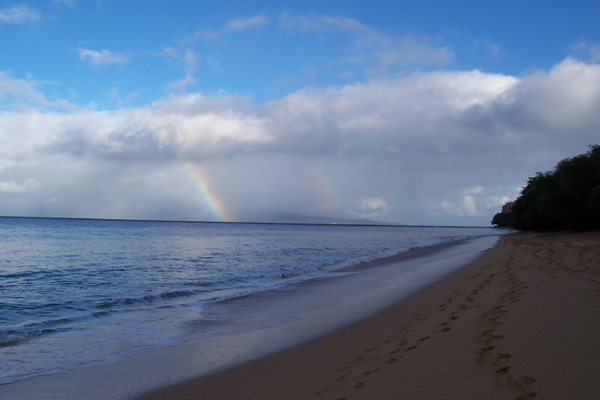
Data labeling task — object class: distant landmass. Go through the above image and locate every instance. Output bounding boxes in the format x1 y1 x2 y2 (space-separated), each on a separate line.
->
252 213 398 226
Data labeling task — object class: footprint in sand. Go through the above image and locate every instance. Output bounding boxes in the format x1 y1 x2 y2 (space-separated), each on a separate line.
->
403 338 429 351
314 388 330 395
518 376 536 384
386 357 398 364
481 328 505 343
515 393 537 400
364 368 379 376
496 366 510 374
477 345 495 353
355 382 366 389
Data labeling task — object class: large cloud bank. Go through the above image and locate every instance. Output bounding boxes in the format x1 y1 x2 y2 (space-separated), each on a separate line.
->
1 58 599 225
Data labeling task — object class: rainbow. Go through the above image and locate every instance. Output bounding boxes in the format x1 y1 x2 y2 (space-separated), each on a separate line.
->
308 161 338 210
179 158 339 223
181 161 233 222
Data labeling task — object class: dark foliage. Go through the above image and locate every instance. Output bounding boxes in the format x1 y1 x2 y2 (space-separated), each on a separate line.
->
491 211 512 227
492 145 600 231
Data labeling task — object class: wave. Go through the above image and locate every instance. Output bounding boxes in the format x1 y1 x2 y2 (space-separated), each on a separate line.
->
3 234 496 325
0 328 57 348
0 269 61 280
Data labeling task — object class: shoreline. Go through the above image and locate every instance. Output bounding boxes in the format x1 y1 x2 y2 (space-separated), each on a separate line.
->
135 232 600 400
0 236 499 400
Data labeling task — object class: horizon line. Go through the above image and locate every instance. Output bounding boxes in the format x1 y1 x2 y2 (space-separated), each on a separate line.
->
0 214 493 229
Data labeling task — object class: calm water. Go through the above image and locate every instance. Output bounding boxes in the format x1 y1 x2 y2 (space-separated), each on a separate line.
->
0 217 500 385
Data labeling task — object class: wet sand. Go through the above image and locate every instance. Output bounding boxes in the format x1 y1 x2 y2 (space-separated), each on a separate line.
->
135 232 600 400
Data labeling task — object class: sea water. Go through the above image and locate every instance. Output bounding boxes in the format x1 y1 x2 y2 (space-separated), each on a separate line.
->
0 217 501 386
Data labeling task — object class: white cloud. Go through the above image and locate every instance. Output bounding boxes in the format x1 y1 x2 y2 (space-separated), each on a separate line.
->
225 15 268 32
261 68 518 157
438 199 478 217
107 87 139 107
484 196 511 210
0 71 75 110
352 197 389 218
165 72 197 92
1 57 600 224
163 48 199 91
77 48 131 67
463 186 483 195
280 13 453 73
473 39 503 58
0 4 41 24
0 94 270 165
0 72 46 104
187 14 269 41
570 41 600 63
436 187 485 217
280 13 363 33
480 58 600 139
3 61 590 163
435 188 513 218
0 178 38 194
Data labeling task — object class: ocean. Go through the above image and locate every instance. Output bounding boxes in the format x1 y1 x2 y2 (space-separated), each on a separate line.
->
0 217 503 396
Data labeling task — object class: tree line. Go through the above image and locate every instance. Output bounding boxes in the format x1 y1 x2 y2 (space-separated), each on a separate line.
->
492 145 600 231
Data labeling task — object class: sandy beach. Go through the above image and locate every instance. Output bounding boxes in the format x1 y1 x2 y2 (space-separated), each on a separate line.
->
135 232 600 400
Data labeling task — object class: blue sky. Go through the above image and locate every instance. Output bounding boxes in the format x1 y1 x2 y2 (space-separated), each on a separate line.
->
4 0 599 106
1 0 600 225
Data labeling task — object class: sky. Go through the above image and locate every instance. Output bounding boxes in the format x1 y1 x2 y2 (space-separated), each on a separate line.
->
1 0 599 226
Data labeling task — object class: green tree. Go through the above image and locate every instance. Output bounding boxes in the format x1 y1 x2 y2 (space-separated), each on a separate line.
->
493 145 600 231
